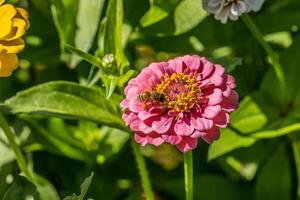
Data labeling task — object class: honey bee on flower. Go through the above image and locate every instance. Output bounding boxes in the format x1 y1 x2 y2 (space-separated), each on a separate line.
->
121 55 239 152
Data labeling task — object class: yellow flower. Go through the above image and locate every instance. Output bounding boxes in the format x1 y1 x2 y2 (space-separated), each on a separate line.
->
0 0 29 77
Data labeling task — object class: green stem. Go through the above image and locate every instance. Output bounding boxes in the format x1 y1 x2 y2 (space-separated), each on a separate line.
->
289 133 300 200
130 138 155 200
0 111 34 182
184 151 194 200
241 14 286 97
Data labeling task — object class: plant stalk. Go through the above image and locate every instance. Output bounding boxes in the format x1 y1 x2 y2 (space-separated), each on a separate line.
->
184 151 194 200
241 14 286 97
131 138 155 200
289 133 300 200
0 111 34 182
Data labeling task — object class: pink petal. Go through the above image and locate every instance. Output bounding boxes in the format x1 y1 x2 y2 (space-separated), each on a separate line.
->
138 110 159 121
129 99 144 112
176 137 198 152
174 119 194 136
226 74 236 89
127 86 143 100
207 88 223 105
214 111 230 128
139 122 152 134
182 55 202 71
162 135 182 145
123 112 137 126
208 65 225 87
147 136 165 146
191 113 213 131
202 127 220 144
152 116 174 134
202 105 221 119
221 90 239 112
140 69 161 88
222 84 232 97
201 61 215 79
148 62 168 78
134 133 148 146
120 99 129 109
130 117 142 132
125 79 138 95
168 57 184 73
191 130 207 138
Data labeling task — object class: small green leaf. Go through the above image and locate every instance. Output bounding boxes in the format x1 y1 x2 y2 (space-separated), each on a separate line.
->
174 0 206 35
34 174 61 200
50 0 79 52
210 57 242 73
65 44 103 68
70 0 105 67
140 0 206 36
140 0 179 27
208 129 256 161
3 176 40 200
230 96 268 134
63 172 94 200
255 143 292 200
24 117 93 162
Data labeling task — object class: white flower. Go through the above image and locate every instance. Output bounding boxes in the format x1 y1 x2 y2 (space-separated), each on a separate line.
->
202 0 265 23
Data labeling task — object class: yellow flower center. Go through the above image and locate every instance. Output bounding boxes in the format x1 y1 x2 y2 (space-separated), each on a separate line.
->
155 73 204 113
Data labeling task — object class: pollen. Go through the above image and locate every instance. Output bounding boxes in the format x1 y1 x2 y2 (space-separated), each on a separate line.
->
155 73 204 112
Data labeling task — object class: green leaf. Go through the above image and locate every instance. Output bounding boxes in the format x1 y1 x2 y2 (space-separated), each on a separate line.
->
65 44 103 68
0 162 15 196
24 117 93 162
210 57 242 73
140 0 206 36
3 176 40 200
50 0 104 67
255 143 292 200
207 92 300 160
290 132 300 198
0 130 15 167
252 121 300 139
260 35 300 108
174 0 206 35
1 81 125 130
208 128 257 161
230 96 268 134
100 69 136 99
63 172 94 200
70 0 105 67
96 126 130 164
140 0 179 27
50 0 79 52
34 174 61 200
2 173 60 200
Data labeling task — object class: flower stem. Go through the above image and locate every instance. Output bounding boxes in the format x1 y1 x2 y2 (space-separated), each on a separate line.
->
0 111 34 182
184 151 194 200
130 138 155 200
289 133 300 200
241 14 286 97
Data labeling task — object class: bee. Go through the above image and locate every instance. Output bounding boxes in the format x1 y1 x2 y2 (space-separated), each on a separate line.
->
138 90 165 103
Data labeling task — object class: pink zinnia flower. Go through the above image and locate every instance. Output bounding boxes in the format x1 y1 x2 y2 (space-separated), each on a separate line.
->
121 55 239 152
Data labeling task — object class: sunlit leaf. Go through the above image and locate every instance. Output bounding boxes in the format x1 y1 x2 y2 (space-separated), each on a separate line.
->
1 81 125 130
63 172 94 200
